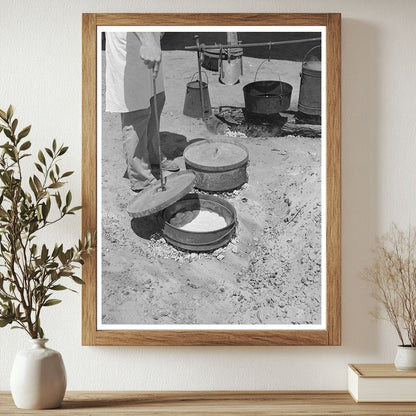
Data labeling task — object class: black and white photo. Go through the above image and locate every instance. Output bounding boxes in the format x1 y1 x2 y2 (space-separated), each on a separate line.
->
97 27 326 330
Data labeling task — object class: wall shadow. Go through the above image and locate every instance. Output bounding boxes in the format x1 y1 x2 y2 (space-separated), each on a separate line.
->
340 18 381 356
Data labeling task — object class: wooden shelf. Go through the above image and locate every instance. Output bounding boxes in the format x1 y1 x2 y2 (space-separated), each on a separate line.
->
2 391 416 415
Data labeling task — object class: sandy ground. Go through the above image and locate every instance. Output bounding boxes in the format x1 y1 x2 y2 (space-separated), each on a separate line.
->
101 50 322 325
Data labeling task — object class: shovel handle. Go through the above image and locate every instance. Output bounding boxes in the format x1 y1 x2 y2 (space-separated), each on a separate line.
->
195 35 206 120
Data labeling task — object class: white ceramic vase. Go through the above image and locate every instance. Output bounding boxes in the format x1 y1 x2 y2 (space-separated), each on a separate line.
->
10 339 66 409
394 345 416 371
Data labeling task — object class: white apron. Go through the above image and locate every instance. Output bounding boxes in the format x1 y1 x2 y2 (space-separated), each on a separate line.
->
105 32 164 113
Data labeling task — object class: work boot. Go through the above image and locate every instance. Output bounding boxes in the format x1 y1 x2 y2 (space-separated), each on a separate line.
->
158 158 180 172
131 177 158 193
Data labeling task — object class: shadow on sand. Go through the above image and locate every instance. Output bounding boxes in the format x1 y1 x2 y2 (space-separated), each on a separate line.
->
131 213 163 240
160 131 188 159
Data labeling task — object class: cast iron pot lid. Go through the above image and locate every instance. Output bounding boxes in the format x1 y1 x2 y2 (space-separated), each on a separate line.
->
184 139 249 172
127 170 196 218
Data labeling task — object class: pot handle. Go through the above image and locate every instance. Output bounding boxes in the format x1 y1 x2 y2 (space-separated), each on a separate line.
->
189 71 209 85
302 45 321 64
254 59 284 96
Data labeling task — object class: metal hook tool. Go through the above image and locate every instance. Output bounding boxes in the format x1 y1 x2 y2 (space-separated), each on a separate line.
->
151 67 167 191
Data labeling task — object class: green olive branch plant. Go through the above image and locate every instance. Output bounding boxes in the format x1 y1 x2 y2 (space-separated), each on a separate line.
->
0 105 95 339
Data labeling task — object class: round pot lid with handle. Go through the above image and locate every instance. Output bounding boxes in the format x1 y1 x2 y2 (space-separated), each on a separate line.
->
184 139 249 172
127 170 196 218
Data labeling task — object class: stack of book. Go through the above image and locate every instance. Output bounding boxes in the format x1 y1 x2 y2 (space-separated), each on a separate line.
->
348 364 416 402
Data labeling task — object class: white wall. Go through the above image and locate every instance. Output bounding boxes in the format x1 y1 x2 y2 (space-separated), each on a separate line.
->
1 0 416 391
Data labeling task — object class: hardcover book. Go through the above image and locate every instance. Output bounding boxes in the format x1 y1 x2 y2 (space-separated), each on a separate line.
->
348 364 416 402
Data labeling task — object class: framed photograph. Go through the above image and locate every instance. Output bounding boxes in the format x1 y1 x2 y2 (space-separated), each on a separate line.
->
82 13 341 346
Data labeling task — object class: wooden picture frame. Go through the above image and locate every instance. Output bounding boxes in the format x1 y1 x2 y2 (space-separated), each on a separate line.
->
82 13 341 346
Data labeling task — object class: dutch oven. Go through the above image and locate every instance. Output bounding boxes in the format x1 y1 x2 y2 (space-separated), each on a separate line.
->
127 169 239 252
162 193 237 252
243 80 293 117
183 139 249 192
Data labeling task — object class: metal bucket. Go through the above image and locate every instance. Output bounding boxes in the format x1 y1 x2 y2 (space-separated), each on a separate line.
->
298 46 321 116
183 72 212 119
220 57 242 85
219 48 243 85
243 60 292 118
162 193 237 252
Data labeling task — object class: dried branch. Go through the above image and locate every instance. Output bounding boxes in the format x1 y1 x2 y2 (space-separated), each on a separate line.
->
363 223 416 346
